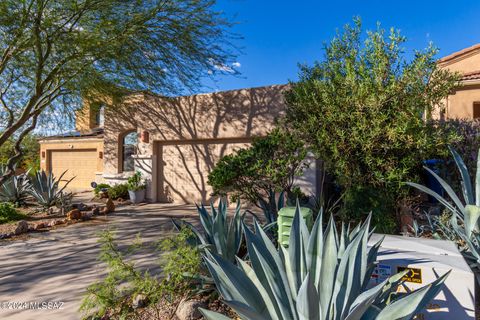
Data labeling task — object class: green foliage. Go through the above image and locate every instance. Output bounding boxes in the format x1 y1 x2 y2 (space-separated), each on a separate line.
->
80 228 202 320
0 0 236 172
158 228 203 299
0 202 26 224
127 172 146 192
407 147 480 279
0 134 40 171
208 128 307 222
28 170 73 209
200 204 449 320
342 186 397 234
0 173 29 206
108 183 129 200
173 199 243 264
284 19 459 223
94 183 111 196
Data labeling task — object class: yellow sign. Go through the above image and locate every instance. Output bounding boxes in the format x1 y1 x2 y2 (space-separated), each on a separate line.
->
397 266 422 284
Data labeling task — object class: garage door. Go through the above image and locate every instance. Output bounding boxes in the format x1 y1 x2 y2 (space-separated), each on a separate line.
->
49 149 97 189
157 140 251 204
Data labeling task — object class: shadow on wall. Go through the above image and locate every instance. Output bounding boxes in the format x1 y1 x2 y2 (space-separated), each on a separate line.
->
103 85 288 204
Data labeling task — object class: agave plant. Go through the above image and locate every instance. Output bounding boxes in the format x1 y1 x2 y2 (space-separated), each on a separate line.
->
0 174 29 205
173 199 243 264
28 170 74 210
200 205 449 320
407 147 480 276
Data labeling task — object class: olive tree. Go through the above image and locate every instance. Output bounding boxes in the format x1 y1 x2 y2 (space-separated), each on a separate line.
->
0 0 237 181
284 19 459 230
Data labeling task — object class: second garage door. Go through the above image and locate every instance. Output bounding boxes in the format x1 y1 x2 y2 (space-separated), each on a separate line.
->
157 139 251 203
49 149 98 189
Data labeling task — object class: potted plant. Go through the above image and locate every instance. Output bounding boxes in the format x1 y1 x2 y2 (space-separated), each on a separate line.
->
127 172 146 204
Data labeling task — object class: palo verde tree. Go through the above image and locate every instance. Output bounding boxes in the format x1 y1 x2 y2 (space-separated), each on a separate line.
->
284 19 459 231
0 0 237 181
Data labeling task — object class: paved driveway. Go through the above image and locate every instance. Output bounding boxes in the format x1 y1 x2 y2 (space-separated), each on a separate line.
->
0 203 198 320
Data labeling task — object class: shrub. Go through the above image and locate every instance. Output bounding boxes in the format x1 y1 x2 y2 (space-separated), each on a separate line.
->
208 128 307 222
28 170 73 210
108 183 129 200
284 18 459 225
408 147 480 278
127 172 146 191
0 174 29 206
200 205 449 319
93 183 111 196
80 228 203 319
0 202 26 224
435 119 480 189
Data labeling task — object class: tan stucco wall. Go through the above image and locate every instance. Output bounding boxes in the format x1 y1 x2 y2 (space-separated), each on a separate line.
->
103 85 287 174
444 84 480 119
102 85 289 202
39 138 104 174
439 50 480 74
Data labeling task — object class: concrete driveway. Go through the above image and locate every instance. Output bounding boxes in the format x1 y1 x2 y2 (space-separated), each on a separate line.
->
0 203 198 320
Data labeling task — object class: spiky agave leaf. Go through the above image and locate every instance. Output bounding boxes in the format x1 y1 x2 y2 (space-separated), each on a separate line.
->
175 199 243 263
28 170 74 209
200 203 449 320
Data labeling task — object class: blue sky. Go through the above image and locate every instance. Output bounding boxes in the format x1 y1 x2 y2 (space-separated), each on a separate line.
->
202 0 480 92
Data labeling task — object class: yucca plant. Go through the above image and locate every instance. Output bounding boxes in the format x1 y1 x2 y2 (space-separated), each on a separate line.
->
407 147 480 277
173 199 243 264
28 170 74 210
200 205 449 320
0 174 29 205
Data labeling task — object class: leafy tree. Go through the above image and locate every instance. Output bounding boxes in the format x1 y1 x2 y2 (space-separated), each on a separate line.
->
284 19 459 230
0 133 39 171
208 128 307 221
0 0 237 181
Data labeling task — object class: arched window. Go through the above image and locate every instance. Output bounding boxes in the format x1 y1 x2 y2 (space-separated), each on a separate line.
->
122 132 138 172
95 104 105 127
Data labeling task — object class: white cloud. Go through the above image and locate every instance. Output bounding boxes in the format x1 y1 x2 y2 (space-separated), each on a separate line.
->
232 61 241 68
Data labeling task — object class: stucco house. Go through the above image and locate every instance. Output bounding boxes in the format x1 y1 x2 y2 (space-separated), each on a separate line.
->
438 43 480 119
39 44 480 203
39 85 319 203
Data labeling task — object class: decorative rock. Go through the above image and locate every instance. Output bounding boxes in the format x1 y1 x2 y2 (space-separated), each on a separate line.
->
106 198 115 213
91 206 100 215
66 209 82 220
81 211 93 220
132 294 148 309
48 220 57 227
14 220 29 235
175 299 205 320
35 222 45 230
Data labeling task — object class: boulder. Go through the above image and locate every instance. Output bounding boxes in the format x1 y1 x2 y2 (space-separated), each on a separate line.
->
132 294 148 309
34 222 45 230
91 206 100 215
48 220 57 227
175 299 205 320
106 198 115 213
66 209 82 220
14 220 29 235
81 211 93 220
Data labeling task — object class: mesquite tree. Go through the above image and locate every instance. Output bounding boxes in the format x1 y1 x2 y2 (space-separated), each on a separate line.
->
0 0 237 181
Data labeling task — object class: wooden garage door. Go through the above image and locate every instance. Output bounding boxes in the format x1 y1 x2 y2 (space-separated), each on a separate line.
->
49 149 97 189
157 140 251 204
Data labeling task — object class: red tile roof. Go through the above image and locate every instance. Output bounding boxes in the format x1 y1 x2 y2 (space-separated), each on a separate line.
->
439 43 480 63
461 70 480 81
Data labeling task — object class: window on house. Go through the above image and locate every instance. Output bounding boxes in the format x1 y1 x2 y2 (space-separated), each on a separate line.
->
94 104 105 127
122 132 138 172
474 102 480 119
